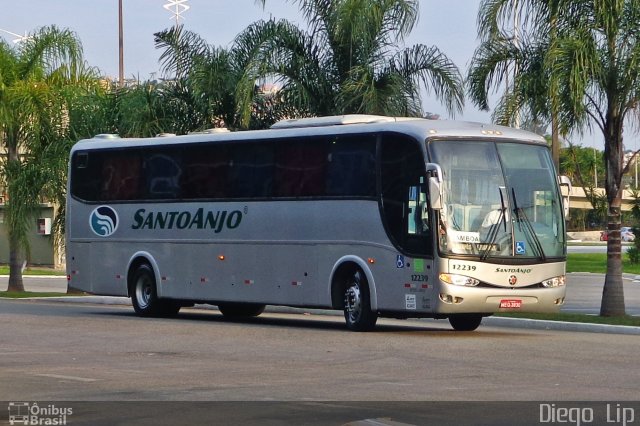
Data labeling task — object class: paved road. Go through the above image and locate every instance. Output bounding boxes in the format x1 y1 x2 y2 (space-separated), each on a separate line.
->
2 276 639 424
567 243 634 253
568 244 607 253
0 299 638 403
564 273 640 315
5 273 640 316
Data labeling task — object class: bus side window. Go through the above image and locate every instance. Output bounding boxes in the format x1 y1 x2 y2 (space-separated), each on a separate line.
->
71 152 102 201
181 145 229 199
101 153 141 201
229 144 274 198
144 152 182 199
407 178 430 236
326 136 376 197
275 140 328 197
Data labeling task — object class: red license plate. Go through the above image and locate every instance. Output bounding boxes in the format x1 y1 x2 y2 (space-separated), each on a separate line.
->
500 299 522 309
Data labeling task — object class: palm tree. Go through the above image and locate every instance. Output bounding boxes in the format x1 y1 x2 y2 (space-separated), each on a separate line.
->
470 0 640 316
468 0 562 166
155 24 304 131
0 26 98 291
154 26 262 130
550 0 640 316
237 0 464 124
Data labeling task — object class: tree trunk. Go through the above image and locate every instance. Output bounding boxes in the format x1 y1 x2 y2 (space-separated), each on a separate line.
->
600 118 626 316
601 204 626 316
7 233 24 292
6 141 25 292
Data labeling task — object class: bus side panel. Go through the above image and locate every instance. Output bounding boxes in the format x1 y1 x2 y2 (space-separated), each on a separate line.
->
156 242 318 307
91 242 129 296
372 253 437 314
66 242 92 292
66 241 129 297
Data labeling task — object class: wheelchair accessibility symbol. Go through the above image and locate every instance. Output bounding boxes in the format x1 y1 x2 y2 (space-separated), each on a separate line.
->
515 241 526 255
396 255 405 268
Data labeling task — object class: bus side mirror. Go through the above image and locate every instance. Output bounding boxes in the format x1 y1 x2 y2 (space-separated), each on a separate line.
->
426 163 443 211
429 177 442 210
559 175 571 218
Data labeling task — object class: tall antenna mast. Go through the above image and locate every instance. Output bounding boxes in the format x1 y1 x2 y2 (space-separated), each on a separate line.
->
163 0 190 28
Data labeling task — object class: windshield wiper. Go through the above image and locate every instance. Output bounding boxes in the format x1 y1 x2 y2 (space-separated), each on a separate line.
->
511 188 546 261
481 187 510 260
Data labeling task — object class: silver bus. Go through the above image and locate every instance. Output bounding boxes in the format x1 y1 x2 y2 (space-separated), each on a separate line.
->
66 115 570 331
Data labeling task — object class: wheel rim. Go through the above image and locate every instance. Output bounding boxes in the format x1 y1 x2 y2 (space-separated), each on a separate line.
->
344 273 363 323
135 274 152 309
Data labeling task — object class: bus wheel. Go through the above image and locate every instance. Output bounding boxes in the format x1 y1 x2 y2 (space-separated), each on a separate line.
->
218 303 266 318
131 264 179 317
448 314 482 331
343 269 377 331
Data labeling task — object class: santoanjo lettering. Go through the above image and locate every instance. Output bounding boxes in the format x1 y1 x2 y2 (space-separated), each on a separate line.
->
495 267 532 274
132 208 242 233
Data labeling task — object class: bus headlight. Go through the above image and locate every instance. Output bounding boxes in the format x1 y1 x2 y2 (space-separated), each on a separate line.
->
542 275 566 288
439 273 480 287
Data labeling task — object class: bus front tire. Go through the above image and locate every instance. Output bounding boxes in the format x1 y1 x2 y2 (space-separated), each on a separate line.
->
448 314 482 331
130 264 180 317
218 303 266 318
343 269 377 331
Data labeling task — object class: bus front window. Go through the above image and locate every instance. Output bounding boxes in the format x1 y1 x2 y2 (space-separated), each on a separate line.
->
498 143 566 259
430 140 565 259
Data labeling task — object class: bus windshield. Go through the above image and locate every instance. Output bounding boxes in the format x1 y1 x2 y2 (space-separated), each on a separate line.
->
429 140 565 260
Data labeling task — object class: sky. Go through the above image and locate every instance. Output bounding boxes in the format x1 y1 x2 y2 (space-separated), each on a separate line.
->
1 0 610 149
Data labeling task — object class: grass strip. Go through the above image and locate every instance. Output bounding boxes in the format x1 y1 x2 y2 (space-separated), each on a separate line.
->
0 266 65 276
566 252 640 274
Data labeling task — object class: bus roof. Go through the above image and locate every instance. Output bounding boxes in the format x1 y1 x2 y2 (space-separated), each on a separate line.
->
72 115 546 151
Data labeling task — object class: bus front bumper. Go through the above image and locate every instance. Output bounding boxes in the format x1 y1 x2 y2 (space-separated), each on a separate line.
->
433 283 567 315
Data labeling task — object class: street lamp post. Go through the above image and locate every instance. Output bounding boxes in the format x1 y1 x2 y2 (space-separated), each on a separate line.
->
118 0 124 87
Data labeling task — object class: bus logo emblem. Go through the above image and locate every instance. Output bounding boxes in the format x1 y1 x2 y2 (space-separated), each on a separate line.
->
509 275 517 286
90 206 119 237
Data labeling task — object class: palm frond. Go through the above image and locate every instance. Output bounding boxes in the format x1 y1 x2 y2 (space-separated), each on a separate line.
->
154 25 210 79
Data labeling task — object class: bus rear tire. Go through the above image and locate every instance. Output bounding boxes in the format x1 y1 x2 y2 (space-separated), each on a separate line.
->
218 303 266 318
343 269 377 331
130 264 180 317
448 314 482 331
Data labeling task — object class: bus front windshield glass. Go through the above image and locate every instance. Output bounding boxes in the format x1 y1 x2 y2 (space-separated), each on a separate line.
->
429 140 565 259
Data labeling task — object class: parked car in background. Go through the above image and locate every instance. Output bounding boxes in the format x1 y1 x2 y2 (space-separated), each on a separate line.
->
621 227 635 242
600 227 636 242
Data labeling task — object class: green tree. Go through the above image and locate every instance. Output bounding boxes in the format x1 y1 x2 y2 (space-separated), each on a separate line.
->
0 26 98 291
549 0 640 316
469 0 640 316
240 0 464 124
468 0 564 167
112 81 175 137
154 24 307 131
154 26 274 131
560 144 605 217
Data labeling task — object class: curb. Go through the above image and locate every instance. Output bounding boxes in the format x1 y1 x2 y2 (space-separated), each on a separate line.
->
0 274 65 279
483 316 640 335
